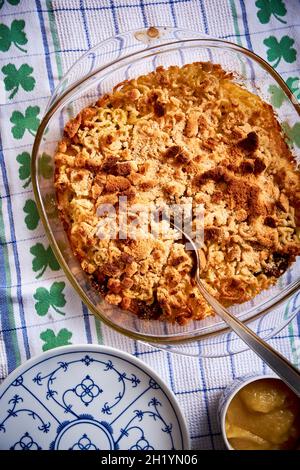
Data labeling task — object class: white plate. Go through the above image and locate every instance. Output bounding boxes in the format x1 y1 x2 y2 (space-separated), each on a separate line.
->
0 345 189 450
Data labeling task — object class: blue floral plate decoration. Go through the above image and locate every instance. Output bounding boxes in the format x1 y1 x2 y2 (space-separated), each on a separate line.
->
0 345 189 450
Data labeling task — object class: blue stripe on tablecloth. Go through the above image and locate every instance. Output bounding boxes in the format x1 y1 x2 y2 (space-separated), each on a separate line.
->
79 0 92 49
176 386 225 395
134 348 160 356
0 135 30 362
198 2 213 69
0 235 45 249
78 5 96 74
238 0 256 88
1 190 32 200
2 273 65 291
44 0 192 13
36 0 55 94
133 338 139 356
0 50 87 62
168 0 177 25
0 313 93 334
2 138 68 152
197 342 214 449
1 96 49 108
198 0 209 35
239 0 253 51
166 351 176 391
139 0 148 26
82 302 92 343
109 0 120 35
222 24 300 39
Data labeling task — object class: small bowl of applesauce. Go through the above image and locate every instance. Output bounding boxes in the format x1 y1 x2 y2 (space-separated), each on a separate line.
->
219 374 300 450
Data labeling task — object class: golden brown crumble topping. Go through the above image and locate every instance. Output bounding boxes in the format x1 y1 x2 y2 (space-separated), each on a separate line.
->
54 62 300 324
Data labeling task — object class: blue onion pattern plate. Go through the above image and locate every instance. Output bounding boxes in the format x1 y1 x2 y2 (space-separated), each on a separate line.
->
0 345 189 450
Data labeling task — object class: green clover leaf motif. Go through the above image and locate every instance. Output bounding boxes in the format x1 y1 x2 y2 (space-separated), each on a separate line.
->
30 242 60 278
2 63 35 99
34 281 66 316
269 84 285 108
23 199 40 230
286 77 300 99
281 122 300 148
0 0 20 9
263 36 297 68
256 0 287 24
38 153 53 179
40 328 72 352
0 19 27 53
16 151 31 187
10 105 40 139
269 77 300 108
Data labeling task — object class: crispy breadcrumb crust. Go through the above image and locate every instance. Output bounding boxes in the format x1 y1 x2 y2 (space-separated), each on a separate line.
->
54 62 300 324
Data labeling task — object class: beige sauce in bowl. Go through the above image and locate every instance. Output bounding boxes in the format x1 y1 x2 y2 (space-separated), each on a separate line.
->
225 378 300 450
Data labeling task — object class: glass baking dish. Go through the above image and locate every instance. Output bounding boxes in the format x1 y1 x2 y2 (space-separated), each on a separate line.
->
32 26 300 357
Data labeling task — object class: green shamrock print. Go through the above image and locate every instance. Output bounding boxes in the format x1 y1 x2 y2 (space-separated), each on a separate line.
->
34 281 66 316
0 19 27 53
263 36 297 68
40 328 72 352
281 122 300 148
23 199 40 230
2 63 35 99
269 77 300 108
256 0 287 24
30 242 60 278
269 84 285 108
10 105 40 139
0 0 20 9
38 153 53 179
16 151 31 187
286 77 300 99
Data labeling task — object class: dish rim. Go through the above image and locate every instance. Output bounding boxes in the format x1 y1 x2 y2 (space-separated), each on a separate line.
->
31 30 300 348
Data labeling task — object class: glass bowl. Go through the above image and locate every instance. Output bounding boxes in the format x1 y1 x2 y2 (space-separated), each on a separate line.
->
32 26 300 357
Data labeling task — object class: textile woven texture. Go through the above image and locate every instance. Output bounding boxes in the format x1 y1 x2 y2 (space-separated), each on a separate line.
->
0 0 300 449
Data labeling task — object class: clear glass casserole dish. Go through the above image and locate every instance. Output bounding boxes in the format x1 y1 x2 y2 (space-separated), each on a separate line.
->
32 26 300 357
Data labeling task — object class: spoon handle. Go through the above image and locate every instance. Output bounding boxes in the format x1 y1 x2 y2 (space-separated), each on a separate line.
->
196 277 300 397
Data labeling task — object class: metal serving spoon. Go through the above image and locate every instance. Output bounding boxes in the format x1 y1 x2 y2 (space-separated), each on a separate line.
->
173 223 300 397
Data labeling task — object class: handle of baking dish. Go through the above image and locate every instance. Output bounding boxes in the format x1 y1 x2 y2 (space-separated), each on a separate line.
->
46 26 209 111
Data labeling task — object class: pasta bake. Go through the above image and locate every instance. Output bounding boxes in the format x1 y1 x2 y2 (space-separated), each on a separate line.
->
54 62 300 324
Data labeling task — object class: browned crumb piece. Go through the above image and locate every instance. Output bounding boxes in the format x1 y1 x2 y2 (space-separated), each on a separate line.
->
263 253 292 278
54 62 300 324
238 131 259 153
264 216 276 228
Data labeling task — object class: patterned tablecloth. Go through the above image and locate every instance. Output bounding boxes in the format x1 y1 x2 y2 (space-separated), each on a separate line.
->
0 0 299 450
